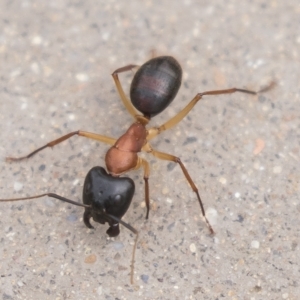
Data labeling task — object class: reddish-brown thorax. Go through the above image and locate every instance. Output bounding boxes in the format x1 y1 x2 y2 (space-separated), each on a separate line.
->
105 122 147 175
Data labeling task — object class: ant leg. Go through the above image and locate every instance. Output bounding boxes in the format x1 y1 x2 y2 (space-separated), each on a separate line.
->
133 157 150 219
147 82 276 140
149 148 214 234
6 131 116 162
111 64 139 119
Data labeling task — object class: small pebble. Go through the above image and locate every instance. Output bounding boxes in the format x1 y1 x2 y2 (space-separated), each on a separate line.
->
189 243 196 253
251 240 260 249
166 197 173 203
253 138 265 155
67 214 78 222
17 281 24 287
282 293 289 299
76 73 89 82
31 35 43 45
206 207 218 225
84 254 97 264
162 187 169 195
140 274 149 283
113 241 124 251
273 166 282 174
14 182 23 192
219 177 227 184
234 192 241 198
97 287 103 296
68 114 75 120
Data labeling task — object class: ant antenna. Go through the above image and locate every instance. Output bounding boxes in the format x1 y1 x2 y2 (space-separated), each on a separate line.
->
0 193 138 284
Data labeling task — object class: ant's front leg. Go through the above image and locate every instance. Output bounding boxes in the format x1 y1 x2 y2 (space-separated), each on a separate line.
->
148 147 214 235
111 64 140 119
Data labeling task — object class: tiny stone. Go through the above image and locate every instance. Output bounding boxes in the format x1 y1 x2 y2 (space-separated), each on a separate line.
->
14 182 23 191
219 177 227 184
31 35 43 45
72 178 79 185
190 243 196 253
39 164 46 171
67 214 78 222
141 274 149 283
97 287 103 296
76 73 89 82
30 62 40 74
251 240 260 249
234 192 241 198
166 197 173 203
162 187 169 195
273 166 282 174
68 114 75 120
17 281 24 287
282 293 289 299
206 207 218 225
84 254 97 264
113 241 124 251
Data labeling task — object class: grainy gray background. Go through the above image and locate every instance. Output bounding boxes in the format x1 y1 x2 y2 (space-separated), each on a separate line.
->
0 1 299 299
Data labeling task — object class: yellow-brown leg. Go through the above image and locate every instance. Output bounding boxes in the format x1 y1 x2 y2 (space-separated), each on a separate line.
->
111 65 139 119
149 148 214 234
133 157 151 218
147 83 275 140
6 131 116 162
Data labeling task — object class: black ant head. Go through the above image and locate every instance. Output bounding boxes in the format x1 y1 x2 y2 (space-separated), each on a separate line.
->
82 166 135 237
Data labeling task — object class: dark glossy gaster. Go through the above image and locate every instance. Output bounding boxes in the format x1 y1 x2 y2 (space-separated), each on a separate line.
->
130 56 182 117
0 55 275 284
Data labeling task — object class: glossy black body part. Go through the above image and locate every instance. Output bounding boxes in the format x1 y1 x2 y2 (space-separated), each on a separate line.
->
83 167 135 237
130 56 182 117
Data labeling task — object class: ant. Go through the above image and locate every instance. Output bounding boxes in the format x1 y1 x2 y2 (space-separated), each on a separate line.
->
0 56 274 284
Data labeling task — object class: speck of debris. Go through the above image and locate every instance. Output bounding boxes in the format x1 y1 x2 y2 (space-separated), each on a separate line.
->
167 162 176 171
39 164 46 171
141 274 149 283
167 222 175 231
235 214 244 223
67 214 78 222
183 136 197 145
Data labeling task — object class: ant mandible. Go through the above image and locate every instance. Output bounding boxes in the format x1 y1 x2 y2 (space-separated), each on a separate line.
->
0 56 274 283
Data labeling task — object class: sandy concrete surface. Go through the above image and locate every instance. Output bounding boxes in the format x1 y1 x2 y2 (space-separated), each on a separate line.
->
0 1 299 299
